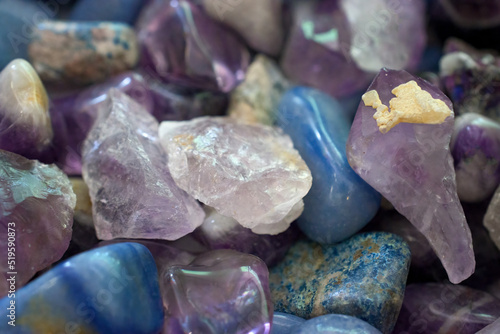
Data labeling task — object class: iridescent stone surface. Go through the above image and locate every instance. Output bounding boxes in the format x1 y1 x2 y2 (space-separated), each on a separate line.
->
393 283 500 334
229 55 289 125
280 0 426 98
485 186 500 251
0 59 52 159
270 232 411 333
346 68 475 284
451 113 500 202
136 0 249 92
29 21 138 85
201 0 284 56
271 313 306 334
0 150 76 297
193 205 300 267
159 117 312 235
162 249 272 334
82 89 204 240
291 314 382 334
277 87 380 244
70 0 145 24
0 243 164 333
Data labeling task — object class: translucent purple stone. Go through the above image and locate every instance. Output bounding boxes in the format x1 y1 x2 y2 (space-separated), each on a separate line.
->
81 89 204 240
346 68 475 284
136 0 250 92
0 150 76 297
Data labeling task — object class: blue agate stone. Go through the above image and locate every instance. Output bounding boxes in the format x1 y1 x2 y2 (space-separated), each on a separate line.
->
269 232 410 334
271 312 306 334
70 0 145 24
291 314 382 334
0 243 164 334
277 87 381 244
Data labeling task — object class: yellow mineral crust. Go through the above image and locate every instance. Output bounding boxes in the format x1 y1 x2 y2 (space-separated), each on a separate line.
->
362 80 452 133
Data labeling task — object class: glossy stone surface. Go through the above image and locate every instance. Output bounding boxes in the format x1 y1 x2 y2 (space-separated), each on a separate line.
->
280 0 426 98
0 150 76 297
29 21 138 85
393 284 500 334
291 314 382 334
277 87 380 244
451 113 500 202
485 186 500 251
159 117 312 235
82 89 204 240
137 0 249 92
229 55 289 125
162 249 272 334
201 0 284 56
271 312 305 334
0 243 164 333
70 0 145 24
346 68 475 284
0 59 52 159
193 205 300 267
270 232 411 333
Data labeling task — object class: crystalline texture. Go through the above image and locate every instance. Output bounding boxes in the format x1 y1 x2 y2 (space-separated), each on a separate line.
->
159 117 312 235
346 68 475 284
82 89 204 240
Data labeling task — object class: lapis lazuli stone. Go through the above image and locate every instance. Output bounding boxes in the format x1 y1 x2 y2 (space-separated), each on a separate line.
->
269 232 410 334
277 87 381 244
0 243 164 333
271 312 306 334
291 314 382 334
70 0 145 24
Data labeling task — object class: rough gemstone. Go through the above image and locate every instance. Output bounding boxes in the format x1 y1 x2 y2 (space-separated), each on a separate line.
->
201 0 284 56
0 59 52 159
271 313 306 334
280 0 426 98
193 205 300 267
0 150 75 297
82 89 204 240
0 243 164 334
136 0 249 92
346 68 475 284
229 55 289 126
277 87 380 244
270 232 411 333
451 113 500 202
291 314 382 334
158 117 312 235
485 186 500 251
393 283 500 334
70 0 146 24
29 21 138 85
162 249 273 334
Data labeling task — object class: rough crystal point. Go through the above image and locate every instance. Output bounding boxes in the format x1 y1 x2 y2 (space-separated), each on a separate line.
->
162 249 273 334
0 150 76 297
0 59 52 158
29 21 138 85
451 113 500 202
136 0 249 92
0 243 164 334
82 89 204 240
346 68 475 284
159 117 312 234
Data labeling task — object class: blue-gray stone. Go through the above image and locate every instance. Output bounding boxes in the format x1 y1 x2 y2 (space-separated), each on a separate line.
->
277 86 381 244
271 312 306 334
269 232 411 334
70 0 145 25
291 314 382 334
0 243 164 333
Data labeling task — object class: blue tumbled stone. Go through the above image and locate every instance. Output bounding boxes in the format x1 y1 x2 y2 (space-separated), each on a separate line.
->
271 312 306 334
70 0 145 24
277 87 381 244
269 232 410 334
291 314 382 334
0 243 164 333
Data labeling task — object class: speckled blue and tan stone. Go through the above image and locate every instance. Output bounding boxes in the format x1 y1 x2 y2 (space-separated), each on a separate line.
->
269 232 411 334
28 21 138 85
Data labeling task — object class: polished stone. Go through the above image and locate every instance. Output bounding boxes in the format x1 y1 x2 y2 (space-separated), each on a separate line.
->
270 232 410 333
291 314 382 334
0 243 164 333
277 87 380 244
271 312 305 334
